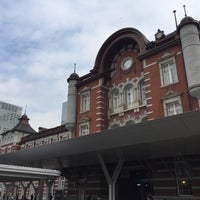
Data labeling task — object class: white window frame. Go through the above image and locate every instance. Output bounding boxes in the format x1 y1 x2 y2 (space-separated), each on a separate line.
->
138 79 146 105
80 90 90 113
110 89 120 112
163 96 183 117
124 84 134 108
79 122 89 136
159 57 178 87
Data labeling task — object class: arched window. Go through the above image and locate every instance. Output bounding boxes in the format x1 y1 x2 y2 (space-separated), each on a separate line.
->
124 84 134 108
110 123 120 129
111 89 120 111
125 120 135 126
138 79 146 105
141 117 147 122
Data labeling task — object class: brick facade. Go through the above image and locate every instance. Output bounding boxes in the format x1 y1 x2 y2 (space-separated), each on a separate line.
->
1 14 200 200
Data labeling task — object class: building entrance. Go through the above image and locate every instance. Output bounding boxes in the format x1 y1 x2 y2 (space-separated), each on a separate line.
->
117 170 153 200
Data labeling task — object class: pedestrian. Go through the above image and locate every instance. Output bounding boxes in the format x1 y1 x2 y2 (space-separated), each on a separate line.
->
147 194 153 200
87 194 91 200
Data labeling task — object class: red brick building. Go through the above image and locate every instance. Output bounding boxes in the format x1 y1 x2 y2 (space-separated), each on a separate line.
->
1 14 200 200
59 14 200 200
65 17 199 138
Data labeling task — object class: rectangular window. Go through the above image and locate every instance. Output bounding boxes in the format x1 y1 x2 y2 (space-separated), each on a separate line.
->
81 91 90 112
163 96 183 117
79 123 89 136
166 101 182 116
160 58 178 86
175 162 192 196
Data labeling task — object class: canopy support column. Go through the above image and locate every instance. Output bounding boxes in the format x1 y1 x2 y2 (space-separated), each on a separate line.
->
38 180 44 200
98 153 124 200
46 179 54 200
20 181 32 200
4 183 14 200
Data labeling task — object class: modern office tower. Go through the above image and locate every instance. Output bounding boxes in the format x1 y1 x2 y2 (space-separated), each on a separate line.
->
0 101 22 134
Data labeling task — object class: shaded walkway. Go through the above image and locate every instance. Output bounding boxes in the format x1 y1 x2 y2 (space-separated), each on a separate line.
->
0 164 60 200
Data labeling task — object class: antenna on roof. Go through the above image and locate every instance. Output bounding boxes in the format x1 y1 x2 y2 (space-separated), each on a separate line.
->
173 10 178 29
74 63 76 73
183 5 187 17
24 105 27 114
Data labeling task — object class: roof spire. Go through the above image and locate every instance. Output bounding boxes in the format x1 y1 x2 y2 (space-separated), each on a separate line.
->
74 63 76 73
24 105 27 114
183 5 187 17
67 63 79 82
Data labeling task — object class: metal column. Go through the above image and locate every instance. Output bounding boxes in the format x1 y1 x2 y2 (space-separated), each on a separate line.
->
38 180 44 200
98 153 124 200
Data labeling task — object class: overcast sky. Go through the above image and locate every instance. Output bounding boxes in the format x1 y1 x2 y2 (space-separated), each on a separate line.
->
0 0 199 131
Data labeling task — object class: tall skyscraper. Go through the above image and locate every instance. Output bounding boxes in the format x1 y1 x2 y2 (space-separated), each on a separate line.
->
0 101 22 134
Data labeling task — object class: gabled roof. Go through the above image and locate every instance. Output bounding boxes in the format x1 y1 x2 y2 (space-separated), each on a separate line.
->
20 124 67 143
3 114 37 135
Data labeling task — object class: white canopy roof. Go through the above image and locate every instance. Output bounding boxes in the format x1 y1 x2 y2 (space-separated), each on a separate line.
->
0 164 60 182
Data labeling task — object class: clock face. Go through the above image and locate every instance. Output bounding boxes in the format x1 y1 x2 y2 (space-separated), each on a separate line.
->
155 30 164 40
156 32 163 39
121 57 133 70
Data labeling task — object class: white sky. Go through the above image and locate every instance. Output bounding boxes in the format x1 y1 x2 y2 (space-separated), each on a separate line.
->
0 0 199 131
